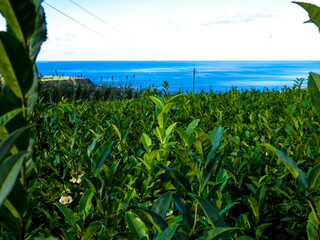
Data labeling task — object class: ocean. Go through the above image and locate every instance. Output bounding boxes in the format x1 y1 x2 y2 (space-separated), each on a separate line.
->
36 61 320 92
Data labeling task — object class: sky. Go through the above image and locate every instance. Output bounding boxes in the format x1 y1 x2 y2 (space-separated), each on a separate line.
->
1 0 320 61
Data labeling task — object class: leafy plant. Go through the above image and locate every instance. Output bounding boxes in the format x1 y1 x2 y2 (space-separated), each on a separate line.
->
0 0 47 238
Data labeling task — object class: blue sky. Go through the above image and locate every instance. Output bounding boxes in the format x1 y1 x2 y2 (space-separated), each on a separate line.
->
1 0 320 60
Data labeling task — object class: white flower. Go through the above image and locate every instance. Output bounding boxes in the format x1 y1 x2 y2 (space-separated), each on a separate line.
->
70 174 84 184
77 174 83 184
59 196 73 204
70 177 77 183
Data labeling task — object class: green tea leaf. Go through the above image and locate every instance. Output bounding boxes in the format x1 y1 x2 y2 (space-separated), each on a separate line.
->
81 222 102 240
132 207 168 233
162 102 176 113
29 2 47 62
151 191 173 219
255 223 272 239
78 189 94 216
0 32 34 100
172 194 193 229
255 184 266 208
92 141 113 176
186 119 200 136
0 108 22 129
194 128 212 162
0 0 36 44
276 149 308 188
308 72 320 116
150 96 164 113
126 212 149 240
219 202 239 216
307 212 319 240
154 223 179 240
157 164 192 193
248 196 259 222
54 204 76 225
141 133 152 153
188 193 228 228
0 127 26 163
199 227 238 240
167 94 183 104
206 127 223 161
158 112 168 129
0 152 25 207
165 122 178 139
308 164 320 192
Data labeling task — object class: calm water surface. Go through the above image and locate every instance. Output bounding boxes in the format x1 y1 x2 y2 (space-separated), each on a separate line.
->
36 61 320 92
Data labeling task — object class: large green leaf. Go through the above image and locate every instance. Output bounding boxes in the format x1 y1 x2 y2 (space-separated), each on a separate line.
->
54 204 76 225
158 112 168 129
173 194 193 229
206 127 223 162
276 149 308 188
255 184 266 208
151 191 173 219
81 222 102 240
186 119 200 136
0 0 36 44
154 223 179 240
307 212 319 240
78 189 94 216
0 127 26 162
308 72 320 116
141 133 152 153
166 94 183 104
132 207 168 233
150 96 164 114
198 227 239 240
255 223 272 240
294 2 320 32
29 1 47 62
91 141 113 176
125 212 149 240
194 129 212 162
0 204 19 237
308 164 320 192
157 164 192 193
248 196 259 222
0 108 22 129
0 152 25 207
0 32 34 100
188 194 228 228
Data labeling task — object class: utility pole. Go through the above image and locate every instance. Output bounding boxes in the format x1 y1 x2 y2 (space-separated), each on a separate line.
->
192 68 195 93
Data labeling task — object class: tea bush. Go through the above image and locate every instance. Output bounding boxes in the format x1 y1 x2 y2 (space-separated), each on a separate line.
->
24 87 320 239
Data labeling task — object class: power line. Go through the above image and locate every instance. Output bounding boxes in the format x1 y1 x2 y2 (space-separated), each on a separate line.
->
44 2 158 62
63 0 190 68
44 2 108 40
66 0 128 38
43 1 190 69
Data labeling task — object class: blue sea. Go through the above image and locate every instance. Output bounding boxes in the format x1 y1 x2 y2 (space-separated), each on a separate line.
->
36 61 320 92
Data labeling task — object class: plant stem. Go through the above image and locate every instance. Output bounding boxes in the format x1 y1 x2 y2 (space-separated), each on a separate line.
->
192 183 202 233
19 223 24 240
192 203 198 232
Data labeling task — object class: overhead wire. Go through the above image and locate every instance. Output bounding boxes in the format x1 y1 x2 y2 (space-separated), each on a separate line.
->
60 0 191 69
43 1 170 66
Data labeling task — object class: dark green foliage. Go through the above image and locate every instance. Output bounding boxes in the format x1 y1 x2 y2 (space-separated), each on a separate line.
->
0 0 47 239
10 86 319 239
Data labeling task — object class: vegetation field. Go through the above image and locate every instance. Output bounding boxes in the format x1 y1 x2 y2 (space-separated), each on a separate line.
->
4 86 316 239
3 0 320 239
